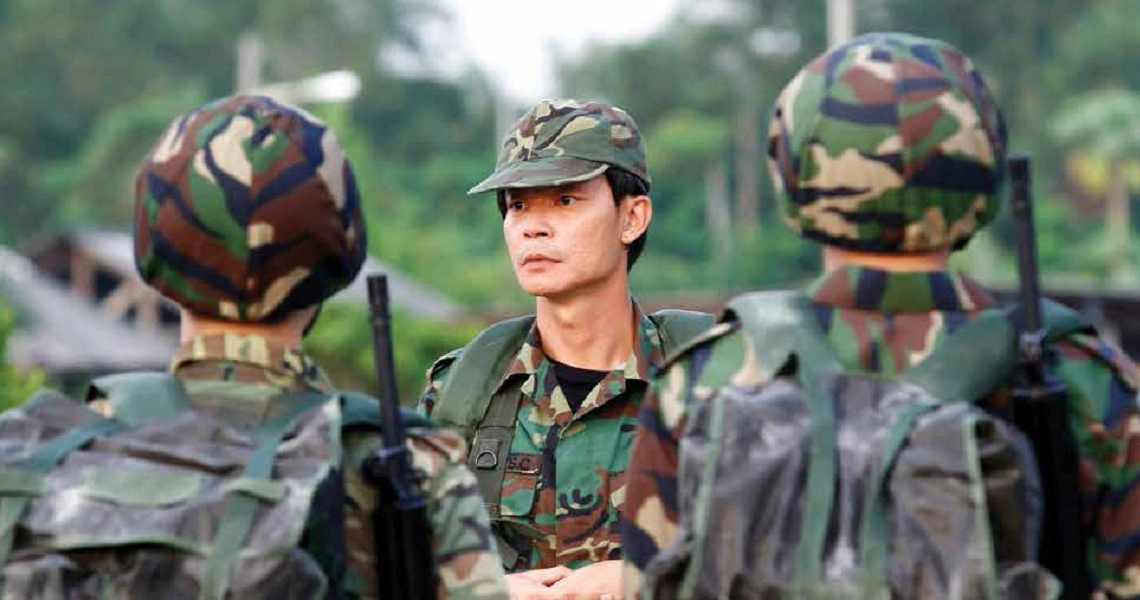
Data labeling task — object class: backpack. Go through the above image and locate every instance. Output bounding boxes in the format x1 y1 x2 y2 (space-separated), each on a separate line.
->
428 310 712 527
642 291 1089 600
0 372 422 599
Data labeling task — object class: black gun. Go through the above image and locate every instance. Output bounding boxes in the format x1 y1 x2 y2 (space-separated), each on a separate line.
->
362 274 437 600
1008 155 1091 600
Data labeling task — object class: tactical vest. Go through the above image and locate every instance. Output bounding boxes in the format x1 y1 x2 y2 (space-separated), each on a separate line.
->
642 291 1089 599
0 372 426 599
428 310 713 520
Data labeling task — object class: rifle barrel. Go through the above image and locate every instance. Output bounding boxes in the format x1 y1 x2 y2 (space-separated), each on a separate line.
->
1009 154 1043 337
367 275 408 473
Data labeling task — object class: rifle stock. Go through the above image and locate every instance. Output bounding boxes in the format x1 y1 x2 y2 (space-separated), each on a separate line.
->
363 274 437 600
1008 155 1091 599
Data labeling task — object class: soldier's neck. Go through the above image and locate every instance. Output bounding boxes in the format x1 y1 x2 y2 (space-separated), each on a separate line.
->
179 307 314 348
823 246 950 273
534 275 634 371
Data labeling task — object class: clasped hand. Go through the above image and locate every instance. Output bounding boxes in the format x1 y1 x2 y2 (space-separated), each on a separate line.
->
506 560 622 600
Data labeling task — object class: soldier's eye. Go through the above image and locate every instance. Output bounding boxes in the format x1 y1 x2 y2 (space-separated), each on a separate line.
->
558 195 576 206
508 200 525 212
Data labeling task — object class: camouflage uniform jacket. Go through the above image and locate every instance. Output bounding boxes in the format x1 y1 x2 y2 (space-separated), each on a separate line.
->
91 333 508 600
622 266 1140 599
420 302 666 571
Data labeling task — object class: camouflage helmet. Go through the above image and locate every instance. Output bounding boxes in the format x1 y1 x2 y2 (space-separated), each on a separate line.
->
468 99 650 195
767 32 1007 253
133 94 366 322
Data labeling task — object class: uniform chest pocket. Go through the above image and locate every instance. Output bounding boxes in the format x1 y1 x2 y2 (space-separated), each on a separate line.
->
498 453 541 518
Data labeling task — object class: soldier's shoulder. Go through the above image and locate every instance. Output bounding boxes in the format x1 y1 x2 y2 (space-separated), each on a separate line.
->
428 315 535 383
661 320 741 371
406 427 468 475
427 347 465 383
1057 330 1140 391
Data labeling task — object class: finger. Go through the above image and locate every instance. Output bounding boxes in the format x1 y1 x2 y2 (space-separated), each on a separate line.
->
529 565 573 585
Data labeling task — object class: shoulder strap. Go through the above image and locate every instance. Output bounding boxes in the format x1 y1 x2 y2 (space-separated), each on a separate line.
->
724 290 847 583
1040 298 1094 341
725 290 843 381
467 383 521 521
432 316 535 431
648 309 715 356
902 298 1093 402
429 318 534 523
901 311 1018 402
88 372 193 427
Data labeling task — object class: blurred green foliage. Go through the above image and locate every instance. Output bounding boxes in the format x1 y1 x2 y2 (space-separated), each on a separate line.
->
304 303 481 405
0 305 43 410
0 0 1137 389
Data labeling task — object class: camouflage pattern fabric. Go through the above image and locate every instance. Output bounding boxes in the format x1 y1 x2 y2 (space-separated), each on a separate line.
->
468 98 649 194
622 266 1140 599
420 303 665 571
101 334 508 600
133 95 366 322
767 32 1007 253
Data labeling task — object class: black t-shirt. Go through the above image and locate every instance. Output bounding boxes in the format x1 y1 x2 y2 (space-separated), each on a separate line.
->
550 358 610 414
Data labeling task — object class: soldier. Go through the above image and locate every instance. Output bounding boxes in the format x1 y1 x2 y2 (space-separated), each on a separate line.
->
418 99 710 598
103 95 508 599
622 33 1140 598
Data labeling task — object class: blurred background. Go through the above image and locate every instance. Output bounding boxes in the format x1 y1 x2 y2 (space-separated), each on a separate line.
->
0 0 1137 403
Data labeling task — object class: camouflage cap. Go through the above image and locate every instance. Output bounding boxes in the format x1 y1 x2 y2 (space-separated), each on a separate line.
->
133 94 366 322
767 32 1007 253
468 99 649 195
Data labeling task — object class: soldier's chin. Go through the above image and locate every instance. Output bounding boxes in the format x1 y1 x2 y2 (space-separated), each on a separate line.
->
515 273 570 298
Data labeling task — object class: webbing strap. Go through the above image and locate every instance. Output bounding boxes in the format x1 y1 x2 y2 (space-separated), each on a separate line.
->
859 398 940 579
962 413 1001 599
794 369 840 584
0 416 127 565
200 392 330 600
468 379 523 520
89 372 192 427
727 291 848 584
678 382 731 599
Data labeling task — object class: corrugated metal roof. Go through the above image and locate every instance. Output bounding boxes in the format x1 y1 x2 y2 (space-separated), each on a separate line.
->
65 230 467 322
0 246 177 372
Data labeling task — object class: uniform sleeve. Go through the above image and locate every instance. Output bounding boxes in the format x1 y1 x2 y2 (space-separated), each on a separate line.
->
1048 335 1140 597
423 454 509 600
341 429 508 600
1053 334 1140 598
621 349 705 599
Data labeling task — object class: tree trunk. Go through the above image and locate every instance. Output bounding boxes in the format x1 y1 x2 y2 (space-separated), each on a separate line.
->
735 101 761 229
705 162 733 279
1107 159 1131 283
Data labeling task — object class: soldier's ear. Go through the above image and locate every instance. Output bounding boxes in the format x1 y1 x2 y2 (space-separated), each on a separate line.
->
620 194 652 244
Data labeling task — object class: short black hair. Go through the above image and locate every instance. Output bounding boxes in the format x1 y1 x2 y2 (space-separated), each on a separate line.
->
495 167 650 271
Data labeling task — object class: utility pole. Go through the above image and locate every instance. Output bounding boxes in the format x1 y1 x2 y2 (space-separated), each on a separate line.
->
827 0 856 48
235 31 264 92
234 31 360 104
734 75 761 229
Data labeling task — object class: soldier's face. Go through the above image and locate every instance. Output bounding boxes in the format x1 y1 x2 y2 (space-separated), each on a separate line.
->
502 175 634 299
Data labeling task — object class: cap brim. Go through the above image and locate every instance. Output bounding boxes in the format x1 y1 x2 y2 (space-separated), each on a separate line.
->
467 156 609 195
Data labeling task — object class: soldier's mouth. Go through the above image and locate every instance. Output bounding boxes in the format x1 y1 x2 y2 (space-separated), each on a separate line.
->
520 253 560 266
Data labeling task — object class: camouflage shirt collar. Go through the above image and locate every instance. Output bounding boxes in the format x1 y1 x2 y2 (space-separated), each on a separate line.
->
170 333 333 392
504 299 664 383
808 265 997 313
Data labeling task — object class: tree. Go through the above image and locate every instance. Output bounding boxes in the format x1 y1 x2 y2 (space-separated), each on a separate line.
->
1052 90 1140 284
0 304 43 410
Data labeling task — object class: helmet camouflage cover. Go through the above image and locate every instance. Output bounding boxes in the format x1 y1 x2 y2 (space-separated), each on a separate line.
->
134 94 366 322
767 32 1007 253
468 99 649 195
